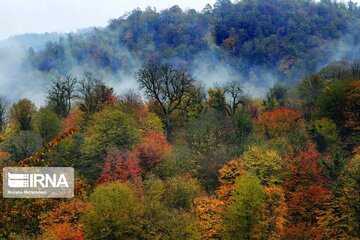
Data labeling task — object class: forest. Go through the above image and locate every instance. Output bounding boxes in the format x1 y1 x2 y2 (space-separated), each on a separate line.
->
0 0 359 239
0 58 359 239
25 0 360 82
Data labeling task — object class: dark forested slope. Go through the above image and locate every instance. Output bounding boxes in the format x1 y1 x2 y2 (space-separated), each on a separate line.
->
27 0 360 83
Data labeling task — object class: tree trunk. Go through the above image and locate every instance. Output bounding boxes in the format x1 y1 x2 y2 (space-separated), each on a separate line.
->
164 115 170 141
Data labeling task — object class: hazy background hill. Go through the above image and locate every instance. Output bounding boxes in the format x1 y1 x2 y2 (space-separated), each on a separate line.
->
1 0 360 104
0 33 63 51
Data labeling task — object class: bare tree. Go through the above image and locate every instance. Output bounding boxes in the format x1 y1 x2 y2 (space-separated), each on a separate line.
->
47 75 77 117
119 89 143 111
137 63 194 139
224 80 247 116
351 59 360 78
0 96 7 131
77 73 114 115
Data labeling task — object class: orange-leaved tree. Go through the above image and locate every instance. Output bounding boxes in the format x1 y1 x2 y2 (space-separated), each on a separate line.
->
39 199 88 240
257 107 305 139
216 159 246 201
194 195 225 239
260 185 288 240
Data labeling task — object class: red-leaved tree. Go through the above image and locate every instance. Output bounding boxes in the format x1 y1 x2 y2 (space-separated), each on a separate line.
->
99 150 142 184
135 130 171 171
283 144 331 232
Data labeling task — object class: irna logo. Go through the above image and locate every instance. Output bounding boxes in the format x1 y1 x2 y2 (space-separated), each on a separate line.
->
7 172 69 188
3 167 74 198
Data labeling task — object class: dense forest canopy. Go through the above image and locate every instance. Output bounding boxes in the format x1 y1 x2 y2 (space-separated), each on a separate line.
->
0 58 359 239
26 0 360 83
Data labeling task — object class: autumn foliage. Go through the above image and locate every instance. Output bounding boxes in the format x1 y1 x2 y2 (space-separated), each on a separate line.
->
98 150 142 184
260 185 288 240
61 108 84 133
40 200 87 240
257 107 304 138
98 130 171 184
216 159 246 201
194 196 225 239
344 80 360 131
1 60 359 239
283 144 330 225
135 130 171 171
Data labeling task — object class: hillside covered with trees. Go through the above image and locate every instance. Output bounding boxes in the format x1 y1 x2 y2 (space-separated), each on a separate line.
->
0 0 360 239
0 58 359 239
26 0 360 83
